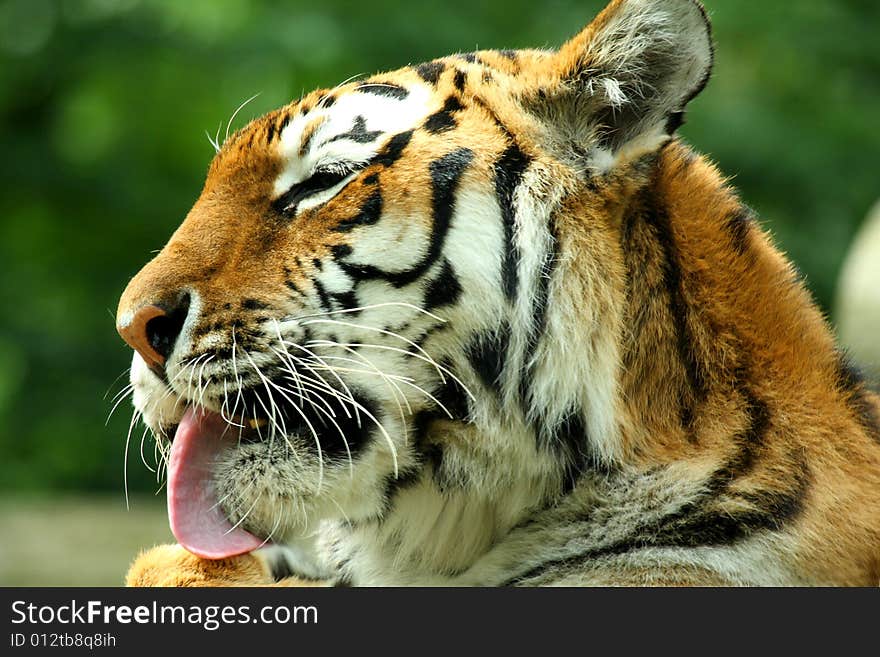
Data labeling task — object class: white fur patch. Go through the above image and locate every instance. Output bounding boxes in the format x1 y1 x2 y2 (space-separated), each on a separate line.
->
272 85 433 198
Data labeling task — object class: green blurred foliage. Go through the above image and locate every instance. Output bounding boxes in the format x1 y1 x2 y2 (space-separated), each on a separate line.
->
0 0 877 494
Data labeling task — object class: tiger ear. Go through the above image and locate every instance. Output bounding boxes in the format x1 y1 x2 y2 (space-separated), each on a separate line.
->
526 0 713 169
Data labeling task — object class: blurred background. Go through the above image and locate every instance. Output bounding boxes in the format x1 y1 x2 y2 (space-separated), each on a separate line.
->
0 0 878 585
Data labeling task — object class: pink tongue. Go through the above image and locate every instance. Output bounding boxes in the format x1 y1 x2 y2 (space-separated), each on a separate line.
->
168 407 265 559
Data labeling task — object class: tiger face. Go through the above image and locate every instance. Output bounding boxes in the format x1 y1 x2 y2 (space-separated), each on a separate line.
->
118 0 719 572
119 0 880 588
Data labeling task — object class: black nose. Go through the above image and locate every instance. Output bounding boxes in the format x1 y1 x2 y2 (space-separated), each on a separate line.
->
117 293 191 371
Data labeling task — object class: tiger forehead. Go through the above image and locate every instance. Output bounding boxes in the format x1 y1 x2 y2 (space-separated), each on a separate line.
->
266 49 548 184
210 48 548 196
271 81 433 192
217 47 548 163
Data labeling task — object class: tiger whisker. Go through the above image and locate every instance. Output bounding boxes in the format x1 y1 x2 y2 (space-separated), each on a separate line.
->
271 347 350 416
272 319 353 418
185 353 210 402
243 351 287 447
276 330 362 421
270 351 344 420
139 420 156 474
224 487 263 537
241 349 328 491
300 318 456 388
283 301 448 324
259 497 286 548
308 336 475 402
225 92 261 142
278 351 362 412
302 347 411 445
229 329 248 431
265 350 398 477
244 350 301 455
307 356 455 420
262 362 356 479
105 383 135 425
205 123 222 154
103 368 134 401
304 354 414 414
326 492 354 529
209 474 257 514
122 407 143 511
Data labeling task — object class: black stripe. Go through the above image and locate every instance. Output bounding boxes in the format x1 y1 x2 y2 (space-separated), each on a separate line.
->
416 61 445 85
537 411 599 494
402 359 471 500
330 290 358 312
641 200 707 437
298 125 319 155
431 360 471 421
835 352 880 443
453 69 467 92
664 110 686 134
355 81 409 100
520 216 558 406
278 113 291 132
424 96 465 134
328 115 383 145
334 148 474 288
471 95 513 138
312 278 332 311
423 259 462 310
510 462 809 586
465 325 509 397
506 379 795 585
642 449 809 552
725 206 755 256
705 381 771 488
331 244 352 260
379 467 423 517
241 298 269 311
493 143 531 301
373 130 413 168
285 278 304 297
269 556 295 582
332 188 383 233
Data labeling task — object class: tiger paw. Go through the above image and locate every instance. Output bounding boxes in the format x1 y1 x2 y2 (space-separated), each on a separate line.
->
125 544 272 587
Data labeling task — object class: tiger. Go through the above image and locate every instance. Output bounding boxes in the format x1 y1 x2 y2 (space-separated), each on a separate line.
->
117 0 880 587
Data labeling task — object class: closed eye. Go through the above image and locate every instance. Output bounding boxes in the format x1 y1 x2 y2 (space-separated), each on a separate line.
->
273 164 359 216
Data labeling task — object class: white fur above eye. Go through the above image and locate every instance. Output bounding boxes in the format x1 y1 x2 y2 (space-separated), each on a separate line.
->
272 85 433 198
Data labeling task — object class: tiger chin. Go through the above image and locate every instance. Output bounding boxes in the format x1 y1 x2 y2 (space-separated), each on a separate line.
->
117 0 880 587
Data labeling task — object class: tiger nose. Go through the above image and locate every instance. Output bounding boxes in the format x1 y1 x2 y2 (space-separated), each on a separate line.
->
117 294 191 371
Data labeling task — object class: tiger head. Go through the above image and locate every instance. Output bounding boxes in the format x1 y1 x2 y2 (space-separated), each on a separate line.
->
117 0 712 563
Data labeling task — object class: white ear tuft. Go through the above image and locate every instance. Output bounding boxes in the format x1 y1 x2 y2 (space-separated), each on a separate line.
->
528 0 713 164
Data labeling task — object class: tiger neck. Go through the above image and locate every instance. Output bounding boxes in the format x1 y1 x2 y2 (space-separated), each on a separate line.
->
613 140 834 464
615 142 741 462
325 142 792 583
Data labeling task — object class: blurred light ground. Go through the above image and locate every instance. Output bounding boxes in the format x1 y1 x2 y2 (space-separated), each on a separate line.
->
0 495 170 586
